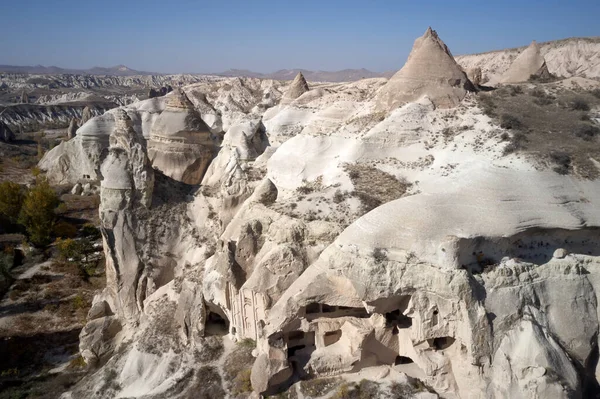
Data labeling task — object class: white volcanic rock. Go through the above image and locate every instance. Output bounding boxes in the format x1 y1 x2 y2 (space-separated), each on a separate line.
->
500 41 550 83
457 37 600 84
39 97 167 184
65 55 600 399
376 27 474 110
147 89 217 184
280 72 309 104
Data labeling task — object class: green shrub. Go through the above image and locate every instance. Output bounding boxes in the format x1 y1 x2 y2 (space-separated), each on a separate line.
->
0 181 25 225
53 220 78 238
18 178 59 247
81 223 101 240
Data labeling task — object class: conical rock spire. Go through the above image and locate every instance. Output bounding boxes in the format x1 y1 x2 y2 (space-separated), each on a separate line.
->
500 41 549 83
281 72 310 104
376 27 475 110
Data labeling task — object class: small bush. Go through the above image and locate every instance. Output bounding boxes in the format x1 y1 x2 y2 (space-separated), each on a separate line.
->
550 152 572 175
499 113 523 130
571 98 590 111
575 124 600 141
81 223 101 240
0 181 25 225
502 131 528 155
333 190 346 204
591 88 600 99
372 248 388 264
509 85 523 96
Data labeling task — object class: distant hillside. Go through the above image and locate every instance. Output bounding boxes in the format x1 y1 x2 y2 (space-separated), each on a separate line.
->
0 64 158 76
217 68 389 82
456 37 600 83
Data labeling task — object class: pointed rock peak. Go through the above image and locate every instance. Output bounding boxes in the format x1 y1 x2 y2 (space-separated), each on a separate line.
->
376 27 474 110
282 72 310 102
500 40 548 83
167 88 195 109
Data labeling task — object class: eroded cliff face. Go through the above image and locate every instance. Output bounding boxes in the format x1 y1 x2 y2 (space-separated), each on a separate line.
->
59 31 600 399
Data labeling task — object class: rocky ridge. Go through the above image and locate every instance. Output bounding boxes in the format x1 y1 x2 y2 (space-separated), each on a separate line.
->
32 29 600 399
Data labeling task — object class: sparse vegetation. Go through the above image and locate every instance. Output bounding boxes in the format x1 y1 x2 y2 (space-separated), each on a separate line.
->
300 378 341 397
332 380 382 399
477 84 600 178
571 97 590 111
550 151 572 175
345 163 410 215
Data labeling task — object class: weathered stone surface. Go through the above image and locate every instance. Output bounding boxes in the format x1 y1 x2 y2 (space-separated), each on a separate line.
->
147 89 217 184
80 106 93 125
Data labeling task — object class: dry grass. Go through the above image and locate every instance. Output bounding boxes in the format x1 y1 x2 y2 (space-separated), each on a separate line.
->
300 377 341 397
344 163 411 214
477 84 600 179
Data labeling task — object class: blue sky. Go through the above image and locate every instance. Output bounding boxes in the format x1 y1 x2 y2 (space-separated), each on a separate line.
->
1 0 598 73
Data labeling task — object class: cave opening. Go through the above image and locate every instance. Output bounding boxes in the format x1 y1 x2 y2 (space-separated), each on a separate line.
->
429 336 455 350
205 311 229 336
323 330 342 346
395 356 414 365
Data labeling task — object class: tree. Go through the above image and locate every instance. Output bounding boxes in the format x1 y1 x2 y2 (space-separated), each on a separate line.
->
0 181 24 225
18 178 59 246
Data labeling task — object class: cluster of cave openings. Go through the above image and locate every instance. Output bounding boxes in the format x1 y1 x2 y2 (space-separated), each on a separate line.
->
205 311 230 336
303 302 370 321
286 330 316 359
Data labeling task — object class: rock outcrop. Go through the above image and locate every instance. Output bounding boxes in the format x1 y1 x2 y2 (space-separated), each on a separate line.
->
80 106 93 125
147 88 217 184
280 72 309 104
377 27 475 110
67 117 79 139
20 91 28 104
0 121 15 142
500 41 551 83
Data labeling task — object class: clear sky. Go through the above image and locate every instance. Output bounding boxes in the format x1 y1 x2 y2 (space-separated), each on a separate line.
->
1 0 598 74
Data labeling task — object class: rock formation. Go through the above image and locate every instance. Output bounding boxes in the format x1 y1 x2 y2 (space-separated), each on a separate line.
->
0 121 15 142
20 90 28 104
466 66 482 86
80 106 93 125
147 88 217 184
67 117 79 139
500 41 551 83
45 61 600 399
280 72 309 104
148 86 173 99
377 27 475 110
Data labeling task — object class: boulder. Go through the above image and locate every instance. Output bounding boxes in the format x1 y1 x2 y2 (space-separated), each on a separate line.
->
376 27 475 110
